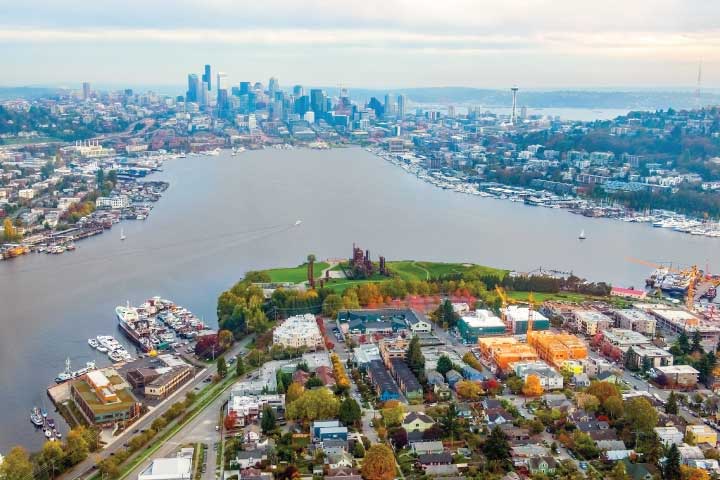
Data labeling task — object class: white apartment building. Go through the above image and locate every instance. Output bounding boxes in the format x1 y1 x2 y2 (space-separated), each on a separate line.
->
95 195 129 209
272 314 323 349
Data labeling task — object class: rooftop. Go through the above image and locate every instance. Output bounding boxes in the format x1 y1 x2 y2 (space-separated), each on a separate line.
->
460 310 505 329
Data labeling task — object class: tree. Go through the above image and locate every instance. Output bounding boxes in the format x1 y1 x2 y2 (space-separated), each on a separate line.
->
604 396 624 419
586 381 620 403
664 444 682 480
218 329 234 350
522 374 543 397
235 355 245 377
691 330 704 354
224 411 238 431
97 458 120 479
285 388 339 422
455 380 483 399
623 397 658 437
608 460 631 480
2 218 17 242
483 426 511 470
338 397 362 426
678 331 691 355
681 465 710 480
65 428 90 464
39 440 65 479
406 335 425 379
528 418 544 435
441 403 461 442
361 444 395 480
571 430 599 459
217 356 227 378
667 390 679 415
575 393 601 412
306 376 324 388
261 405 276 434
506 375 523 394
436 355 454 375
322 294 344 318
381 401 405 427
389 427 408 448
434 299 459 328
285 382 305 403
353 441 366 458
0 446 33 480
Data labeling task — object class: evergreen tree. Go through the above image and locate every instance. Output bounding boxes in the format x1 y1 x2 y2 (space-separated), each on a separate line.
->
338 397 362 426
664 444 682 480
441 403 460 442
435 299 458 328
261 405 276 434
407 336 425 379
692 330 704 354
666 391 679 415
677 331 690 355
483 426 512 470
217 356 227 378
436 355 454 375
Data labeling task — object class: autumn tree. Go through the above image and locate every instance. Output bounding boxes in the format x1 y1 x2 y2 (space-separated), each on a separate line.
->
522 374 543 397
218 329 234 350
575 393 600 412
65 427 90 464
681 465 710 480
604 396 624 419
285 381 305 403
322 294 344 318
38 440 65 479
285 388 339 422
361 444 396 480
608 460 630 480
455 380 483 400
2 218 18 242
0 446 34 480
506 375 523 394
224 411 238 431
623 396 658 437
586 381 620 403
381 400 405 427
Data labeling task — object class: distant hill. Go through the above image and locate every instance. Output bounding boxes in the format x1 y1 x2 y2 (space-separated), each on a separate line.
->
0 87 68 101
323 86 720 110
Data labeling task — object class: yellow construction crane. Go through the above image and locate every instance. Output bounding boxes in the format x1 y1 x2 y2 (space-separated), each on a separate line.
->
626 257 700 311
496 285 537 335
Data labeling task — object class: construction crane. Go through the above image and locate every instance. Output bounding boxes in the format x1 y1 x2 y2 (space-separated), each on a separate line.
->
496 285 537 335
626 257 700 311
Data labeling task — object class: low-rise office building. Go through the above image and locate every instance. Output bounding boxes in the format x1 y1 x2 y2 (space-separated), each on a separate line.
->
457 310 505 342
70 369 140 425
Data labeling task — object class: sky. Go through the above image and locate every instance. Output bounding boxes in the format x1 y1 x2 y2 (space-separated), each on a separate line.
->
1 0 719 90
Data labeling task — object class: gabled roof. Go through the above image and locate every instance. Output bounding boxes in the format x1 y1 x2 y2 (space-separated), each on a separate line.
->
404 412 434 425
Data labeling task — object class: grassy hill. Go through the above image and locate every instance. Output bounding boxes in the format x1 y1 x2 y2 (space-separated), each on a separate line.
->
388 260 507 281
266 262 329 284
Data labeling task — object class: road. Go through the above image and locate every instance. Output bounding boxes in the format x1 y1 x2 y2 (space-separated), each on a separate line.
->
63 336 253 480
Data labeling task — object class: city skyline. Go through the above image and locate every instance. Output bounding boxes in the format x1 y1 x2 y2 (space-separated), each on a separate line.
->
1 0 719 88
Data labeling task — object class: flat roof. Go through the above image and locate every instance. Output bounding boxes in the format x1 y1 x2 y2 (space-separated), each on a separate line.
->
460 312 504 328
656 365 699 374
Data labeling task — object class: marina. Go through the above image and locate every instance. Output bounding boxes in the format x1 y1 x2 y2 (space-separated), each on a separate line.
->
370 147 720 239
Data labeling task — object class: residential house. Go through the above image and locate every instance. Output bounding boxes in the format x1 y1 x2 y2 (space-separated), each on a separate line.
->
686 424 717 445
527 456 557 476
411 441 444 456
325 451 353 470
234 449 267 469
403 412 435 433
417 453 453 470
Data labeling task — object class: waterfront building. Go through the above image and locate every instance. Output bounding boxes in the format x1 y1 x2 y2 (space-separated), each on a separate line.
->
70 369 140 425
457 310 505 342
503 305 550 334
272 314 323 350
95 195 129 209
127 364 194 400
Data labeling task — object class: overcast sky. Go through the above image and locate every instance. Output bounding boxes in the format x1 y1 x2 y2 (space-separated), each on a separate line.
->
1 0 719 89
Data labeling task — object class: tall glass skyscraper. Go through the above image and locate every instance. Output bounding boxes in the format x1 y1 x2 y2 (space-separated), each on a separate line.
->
186 74 200 103
202 64 212 91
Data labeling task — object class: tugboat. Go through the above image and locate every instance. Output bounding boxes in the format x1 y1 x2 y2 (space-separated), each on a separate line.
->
30 407 44 427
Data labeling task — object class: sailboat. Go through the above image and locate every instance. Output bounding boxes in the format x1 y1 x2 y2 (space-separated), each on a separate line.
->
120 228 126 241
578 229 586 240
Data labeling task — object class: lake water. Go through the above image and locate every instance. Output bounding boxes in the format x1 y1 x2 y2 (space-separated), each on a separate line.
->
1 147 718 451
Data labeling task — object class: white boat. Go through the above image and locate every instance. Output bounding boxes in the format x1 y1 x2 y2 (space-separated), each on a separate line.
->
44 429 53 439
294 220 302 226
88 338 99 349
578 230 586 240
120 228 126 241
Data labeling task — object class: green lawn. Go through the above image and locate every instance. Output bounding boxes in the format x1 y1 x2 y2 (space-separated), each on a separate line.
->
388 260 507 281
266 262 329 284
1 136 62 145
507 291 602 303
